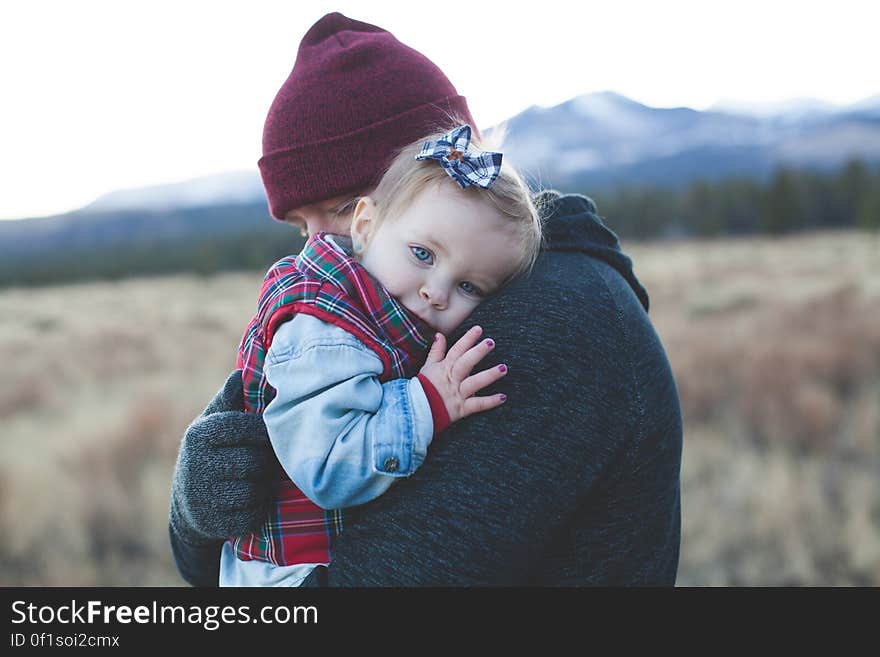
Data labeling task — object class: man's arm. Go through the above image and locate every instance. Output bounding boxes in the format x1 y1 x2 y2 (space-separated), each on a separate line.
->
168 371 277 587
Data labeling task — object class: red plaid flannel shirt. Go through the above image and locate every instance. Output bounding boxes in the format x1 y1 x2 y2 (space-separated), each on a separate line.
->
231 233 432 566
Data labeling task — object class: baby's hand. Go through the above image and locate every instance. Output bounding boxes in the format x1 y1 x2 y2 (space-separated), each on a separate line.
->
418 325 508 425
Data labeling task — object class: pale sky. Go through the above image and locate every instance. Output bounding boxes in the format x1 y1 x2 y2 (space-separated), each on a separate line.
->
1 0 877 220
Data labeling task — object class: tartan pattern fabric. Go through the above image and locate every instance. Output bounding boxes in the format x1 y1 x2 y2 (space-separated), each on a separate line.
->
415 124 503 189
232 232 433 565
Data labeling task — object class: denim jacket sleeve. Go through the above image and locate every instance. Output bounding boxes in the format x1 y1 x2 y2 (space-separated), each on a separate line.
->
262 313 435 510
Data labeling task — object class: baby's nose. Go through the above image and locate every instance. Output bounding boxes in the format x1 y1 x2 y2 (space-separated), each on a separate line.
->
421 285 448 309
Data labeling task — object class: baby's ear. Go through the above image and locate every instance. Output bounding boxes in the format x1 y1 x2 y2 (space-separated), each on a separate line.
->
351 197 376 252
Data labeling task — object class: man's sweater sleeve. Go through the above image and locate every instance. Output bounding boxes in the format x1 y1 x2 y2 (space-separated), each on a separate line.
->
168 520 222 587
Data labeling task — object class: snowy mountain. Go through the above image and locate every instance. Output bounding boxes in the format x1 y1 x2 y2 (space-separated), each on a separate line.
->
499 91 880 190
708 97 839 119
33 90 880 218
2 90 878 283
85 170 265 213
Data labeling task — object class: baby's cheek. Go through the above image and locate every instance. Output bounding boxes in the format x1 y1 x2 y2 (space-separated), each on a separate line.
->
452 301 481 331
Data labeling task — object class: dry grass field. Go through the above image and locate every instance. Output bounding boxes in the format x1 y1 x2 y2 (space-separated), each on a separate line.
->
1 230 878 586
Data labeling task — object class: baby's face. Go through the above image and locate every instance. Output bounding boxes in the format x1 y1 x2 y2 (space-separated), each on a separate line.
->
353 183 523 335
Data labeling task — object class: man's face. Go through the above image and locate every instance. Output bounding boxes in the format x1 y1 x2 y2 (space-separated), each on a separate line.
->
283 194 362 237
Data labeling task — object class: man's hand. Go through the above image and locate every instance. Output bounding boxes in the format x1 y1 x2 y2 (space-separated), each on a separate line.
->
169 370 278 545
418 326 508 425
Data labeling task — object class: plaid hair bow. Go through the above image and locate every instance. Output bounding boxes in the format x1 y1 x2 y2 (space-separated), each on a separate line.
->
415 125 503 189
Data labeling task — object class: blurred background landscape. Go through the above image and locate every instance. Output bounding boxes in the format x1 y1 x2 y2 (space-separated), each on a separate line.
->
3 91 880 286
1 1 878 586
1 92 878 585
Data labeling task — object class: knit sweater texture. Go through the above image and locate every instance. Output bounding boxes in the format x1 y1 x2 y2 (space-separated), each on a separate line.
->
169 191 682 586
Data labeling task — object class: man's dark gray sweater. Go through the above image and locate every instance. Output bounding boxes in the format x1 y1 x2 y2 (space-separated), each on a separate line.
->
169 191 682 586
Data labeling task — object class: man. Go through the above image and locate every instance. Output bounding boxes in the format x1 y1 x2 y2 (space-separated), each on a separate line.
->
169 12 682 586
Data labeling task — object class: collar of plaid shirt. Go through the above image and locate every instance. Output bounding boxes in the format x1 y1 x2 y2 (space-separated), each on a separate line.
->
281 231 433 375
242 231 434 415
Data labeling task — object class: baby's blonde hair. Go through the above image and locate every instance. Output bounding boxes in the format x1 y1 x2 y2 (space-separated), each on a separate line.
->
365 126 544 283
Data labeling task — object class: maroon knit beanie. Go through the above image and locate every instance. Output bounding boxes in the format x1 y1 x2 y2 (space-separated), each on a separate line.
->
258 12 477 221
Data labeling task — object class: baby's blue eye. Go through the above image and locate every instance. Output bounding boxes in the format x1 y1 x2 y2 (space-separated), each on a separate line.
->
459 281 483 297
411 246 433 264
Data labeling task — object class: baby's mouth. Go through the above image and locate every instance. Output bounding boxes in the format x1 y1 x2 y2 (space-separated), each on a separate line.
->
409 308 435 331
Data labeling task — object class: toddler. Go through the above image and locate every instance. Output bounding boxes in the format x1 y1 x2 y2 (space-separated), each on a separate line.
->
220 125 543 586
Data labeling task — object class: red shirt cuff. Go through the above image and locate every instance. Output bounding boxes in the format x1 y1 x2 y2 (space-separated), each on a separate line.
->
416 373 451 436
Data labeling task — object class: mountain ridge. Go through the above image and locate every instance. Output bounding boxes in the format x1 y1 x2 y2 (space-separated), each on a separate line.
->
17 90 875 220
2 90 877 288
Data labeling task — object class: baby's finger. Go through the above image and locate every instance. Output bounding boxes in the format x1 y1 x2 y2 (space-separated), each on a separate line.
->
461 393 507 417
444 325 483 363
460 363 508 399
451 336 497 381
424 332 447 364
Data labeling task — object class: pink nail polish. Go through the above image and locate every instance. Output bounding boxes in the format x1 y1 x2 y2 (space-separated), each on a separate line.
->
485 339 494 348
499 394 507 402
498 364 507 372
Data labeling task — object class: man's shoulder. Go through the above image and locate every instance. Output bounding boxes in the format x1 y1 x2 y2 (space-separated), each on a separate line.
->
470 261 634 383
505 249 644 330
532 189 598 217
469 245 660 406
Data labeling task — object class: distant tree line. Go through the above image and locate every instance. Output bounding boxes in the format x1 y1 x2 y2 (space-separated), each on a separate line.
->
1 160 878 289
0 204 305 289
0 232 305 288
587 159 880 240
